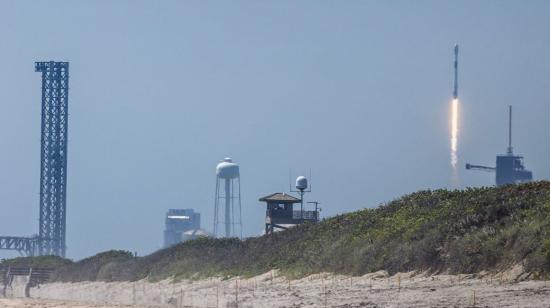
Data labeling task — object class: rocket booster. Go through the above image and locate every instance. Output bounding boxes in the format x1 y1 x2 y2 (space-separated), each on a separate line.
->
453 44 459 99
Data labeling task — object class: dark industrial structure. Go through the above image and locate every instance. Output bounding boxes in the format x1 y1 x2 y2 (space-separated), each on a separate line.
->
260 192 319 235
0 237 39 257
466 106 533 186
36 62 70 257
163 209 201 248
0 61 69 257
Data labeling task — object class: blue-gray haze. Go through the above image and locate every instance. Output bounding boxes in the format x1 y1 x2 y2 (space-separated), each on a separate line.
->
0 1 548 259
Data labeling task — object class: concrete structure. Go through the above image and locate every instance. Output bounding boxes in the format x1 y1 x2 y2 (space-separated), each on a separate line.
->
163 209 200 248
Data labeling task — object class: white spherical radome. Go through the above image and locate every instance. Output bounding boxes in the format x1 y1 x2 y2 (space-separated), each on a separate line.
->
295 176 308 191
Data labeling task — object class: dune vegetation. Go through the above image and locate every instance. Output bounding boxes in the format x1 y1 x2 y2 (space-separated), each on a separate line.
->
3 181 550 282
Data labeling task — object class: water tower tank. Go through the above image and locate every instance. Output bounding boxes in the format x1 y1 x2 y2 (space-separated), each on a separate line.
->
216 157 240 179
295 176 308 191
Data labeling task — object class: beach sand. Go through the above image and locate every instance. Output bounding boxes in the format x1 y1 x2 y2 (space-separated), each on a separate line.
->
2 270 550 307
0 298 144 308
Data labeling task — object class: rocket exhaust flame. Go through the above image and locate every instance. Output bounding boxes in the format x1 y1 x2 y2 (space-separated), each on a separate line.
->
451 98 459 169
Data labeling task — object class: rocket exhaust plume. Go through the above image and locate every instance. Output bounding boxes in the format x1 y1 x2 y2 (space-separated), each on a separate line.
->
451 98 458 167
451 44 459 184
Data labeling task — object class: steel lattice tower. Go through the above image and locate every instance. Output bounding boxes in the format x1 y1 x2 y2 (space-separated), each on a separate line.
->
35 61 69 257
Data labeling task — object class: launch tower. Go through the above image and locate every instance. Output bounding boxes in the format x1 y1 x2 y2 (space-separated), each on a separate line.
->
0 61 69 257
35 61 70 257
465 106 532 186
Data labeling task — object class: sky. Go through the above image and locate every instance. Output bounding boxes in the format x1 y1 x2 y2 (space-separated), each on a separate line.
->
0 1 549 259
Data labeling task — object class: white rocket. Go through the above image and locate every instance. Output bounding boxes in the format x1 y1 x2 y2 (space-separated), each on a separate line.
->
453 44 459 99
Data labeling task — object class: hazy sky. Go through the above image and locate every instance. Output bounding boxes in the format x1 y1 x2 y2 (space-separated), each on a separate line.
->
0 1 549 259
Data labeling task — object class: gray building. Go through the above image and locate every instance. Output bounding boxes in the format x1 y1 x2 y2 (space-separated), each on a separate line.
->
163 209 200 248
465 106 533 186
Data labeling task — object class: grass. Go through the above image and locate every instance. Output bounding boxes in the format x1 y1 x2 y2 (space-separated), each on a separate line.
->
3 181 550 282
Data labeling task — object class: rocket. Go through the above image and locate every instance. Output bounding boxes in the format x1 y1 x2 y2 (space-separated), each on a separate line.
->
453 44 459 99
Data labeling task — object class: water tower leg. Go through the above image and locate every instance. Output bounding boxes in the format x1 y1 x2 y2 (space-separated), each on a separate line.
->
225 178 231 237
214 178 220 236
238 177 242 239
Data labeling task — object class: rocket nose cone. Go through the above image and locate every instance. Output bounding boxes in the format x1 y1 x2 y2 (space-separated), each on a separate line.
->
454 44 459 53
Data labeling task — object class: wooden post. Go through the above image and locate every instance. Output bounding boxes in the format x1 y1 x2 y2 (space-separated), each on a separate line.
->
397 274 401 292
322 276 327 307
132 283 136 305
216 283 219 308
324 282 328 308
235 279 239 308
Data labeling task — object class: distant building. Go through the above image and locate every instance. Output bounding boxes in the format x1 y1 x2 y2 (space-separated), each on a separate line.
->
163 209 200 248
259 192 319 235
182 229 214 242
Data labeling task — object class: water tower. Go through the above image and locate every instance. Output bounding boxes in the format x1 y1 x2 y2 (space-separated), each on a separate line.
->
214 158 242 238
